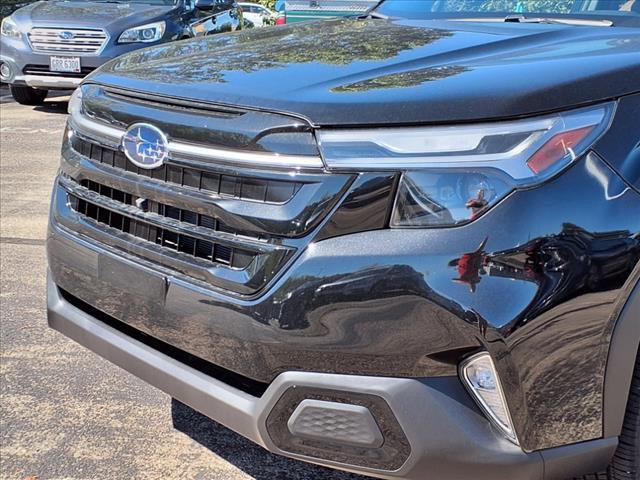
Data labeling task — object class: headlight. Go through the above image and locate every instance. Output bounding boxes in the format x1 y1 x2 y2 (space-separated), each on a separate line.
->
318 103 614 227
1 16 21 38
118 21 166 43
67 87 83 116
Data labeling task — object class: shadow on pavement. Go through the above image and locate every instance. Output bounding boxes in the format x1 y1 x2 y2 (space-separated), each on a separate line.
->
34 98 69 114
171 399 369 480
0 85 70 112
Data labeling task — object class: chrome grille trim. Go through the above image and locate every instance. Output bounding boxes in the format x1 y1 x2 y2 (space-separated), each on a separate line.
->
28 27 109 55
68 111 325 169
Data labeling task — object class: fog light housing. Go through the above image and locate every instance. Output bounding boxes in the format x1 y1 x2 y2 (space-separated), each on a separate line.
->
460 352 518 444
0 62 12 81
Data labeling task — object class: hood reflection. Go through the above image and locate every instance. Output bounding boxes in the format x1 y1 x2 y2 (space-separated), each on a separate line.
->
107 19 453 84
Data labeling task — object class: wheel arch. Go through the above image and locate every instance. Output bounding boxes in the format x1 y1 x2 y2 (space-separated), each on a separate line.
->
604 265 640 438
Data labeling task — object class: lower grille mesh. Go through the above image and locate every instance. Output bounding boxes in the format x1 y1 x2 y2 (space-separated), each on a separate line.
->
69 179 254 269
23 64 95 78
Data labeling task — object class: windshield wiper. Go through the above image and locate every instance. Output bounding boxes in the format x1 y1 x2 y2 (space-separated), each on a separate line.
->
503 15 613 26
450 15 613 26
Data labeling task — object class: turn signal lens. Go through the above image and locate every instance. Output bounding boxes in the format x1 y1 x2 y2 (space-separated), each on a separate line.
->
526 126 595 174
461 353 518 444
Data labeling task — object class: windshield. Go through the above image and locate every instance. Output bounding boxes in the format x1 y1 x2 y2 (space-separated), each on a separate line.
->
375 0 640 23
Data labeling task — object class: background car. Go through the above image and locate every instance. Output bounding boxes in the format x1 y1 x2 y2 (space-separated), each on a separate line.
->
238 2 276 26
281 0 376 23
0 0 243 105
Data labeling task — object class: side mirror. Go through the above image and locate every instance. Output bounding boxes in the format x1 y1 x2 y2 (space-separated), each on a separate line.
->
195 0 215 11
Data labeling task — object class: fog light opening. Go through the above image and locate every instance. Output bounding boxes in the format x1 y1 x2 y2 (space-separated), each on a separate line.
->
460 352 519 445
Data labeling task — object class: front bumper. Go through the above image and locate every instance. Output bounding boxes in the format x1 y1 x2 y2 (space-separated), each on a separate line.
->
48 142 640 456
0 34 155 89
47 221 618 479
48 273 553 480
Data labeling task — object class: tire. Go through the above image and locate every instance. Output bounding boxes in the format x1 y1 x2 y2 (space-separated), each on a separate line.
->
9 85 48 105
610 352 640 479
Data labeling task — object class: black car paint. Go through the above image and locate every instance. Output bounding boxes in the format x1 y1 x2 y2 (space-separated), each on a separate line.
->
89 18 640 126
49 10 640 468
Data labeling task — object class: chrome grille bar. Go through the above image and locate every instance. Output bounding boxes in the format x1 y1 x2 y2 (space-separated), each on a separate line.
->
59 175 278 255
68 110 325 169
28 27 108 55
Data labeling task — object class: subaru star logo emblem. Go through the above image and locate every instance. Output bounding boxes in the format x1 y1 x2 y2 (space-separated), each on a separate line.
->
122 123 169 170
58 31 75 40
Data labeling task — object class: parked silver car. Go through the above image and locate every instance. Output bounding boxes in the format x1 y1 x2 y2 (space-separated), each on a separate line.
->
0 0 243 105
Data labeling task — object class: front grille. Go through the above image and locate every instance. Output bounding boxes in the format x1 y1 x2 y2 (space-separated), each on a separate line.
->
23 64 95 78
60 86 355 294
69 179 255 269
28 27 108 55
71 136 302 204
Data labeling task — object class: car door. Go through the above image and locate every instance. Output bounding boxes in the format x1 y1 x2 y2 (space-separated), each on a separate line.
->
205 0 240 34
179 0 199 37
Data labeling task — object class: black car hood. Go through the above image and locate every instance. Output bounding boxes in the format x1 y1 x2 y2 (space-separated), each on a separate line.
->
14 1 174 31
90 18 640 126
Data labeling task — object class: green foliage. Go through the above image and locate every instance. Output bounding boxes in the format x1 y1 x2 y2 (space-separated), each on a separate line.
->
1 0 32 19
253 0 276 10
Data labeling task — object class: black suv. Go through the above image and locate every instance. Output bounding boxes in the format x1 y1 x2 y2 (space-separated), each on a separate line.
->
47 1 640 479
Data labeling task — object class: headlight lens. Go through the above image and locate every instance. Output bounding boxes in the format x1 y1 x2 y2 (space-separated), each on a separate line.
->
67 87 83 116
318 103 614 227
118 21 166 43
1 16 21 38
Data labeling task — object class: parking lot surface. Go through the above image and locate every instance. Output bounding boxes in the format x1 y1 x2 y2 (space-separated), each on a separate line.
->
0 88 365 480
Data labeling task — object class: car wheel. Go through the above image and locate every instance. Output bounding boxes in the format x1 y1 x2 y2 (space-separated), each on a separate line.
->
609 352 640 479
9 85 48 105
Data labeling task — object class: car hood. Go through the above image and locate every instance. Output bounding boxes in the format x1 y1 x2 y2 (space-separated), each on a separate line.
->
89 18 640 126
13 1 174 31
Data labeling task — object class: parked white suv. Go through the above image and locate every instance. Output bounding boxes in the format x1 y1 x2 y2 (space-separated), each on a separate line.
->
239 2 276 26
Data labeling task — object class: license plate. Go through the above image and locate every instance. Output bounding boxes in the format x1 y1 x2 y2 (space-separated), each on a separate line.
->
50 56 81 73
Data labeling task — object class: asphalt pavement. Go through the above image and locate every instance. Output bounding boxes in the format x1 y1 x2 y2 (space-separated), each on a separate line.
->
0 86 366 480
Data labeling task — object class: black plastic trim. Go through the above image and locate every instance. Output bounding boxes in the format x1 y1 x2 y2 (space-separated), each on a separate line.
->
58 286 269 397
603 270 640 437
265 386 411 471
